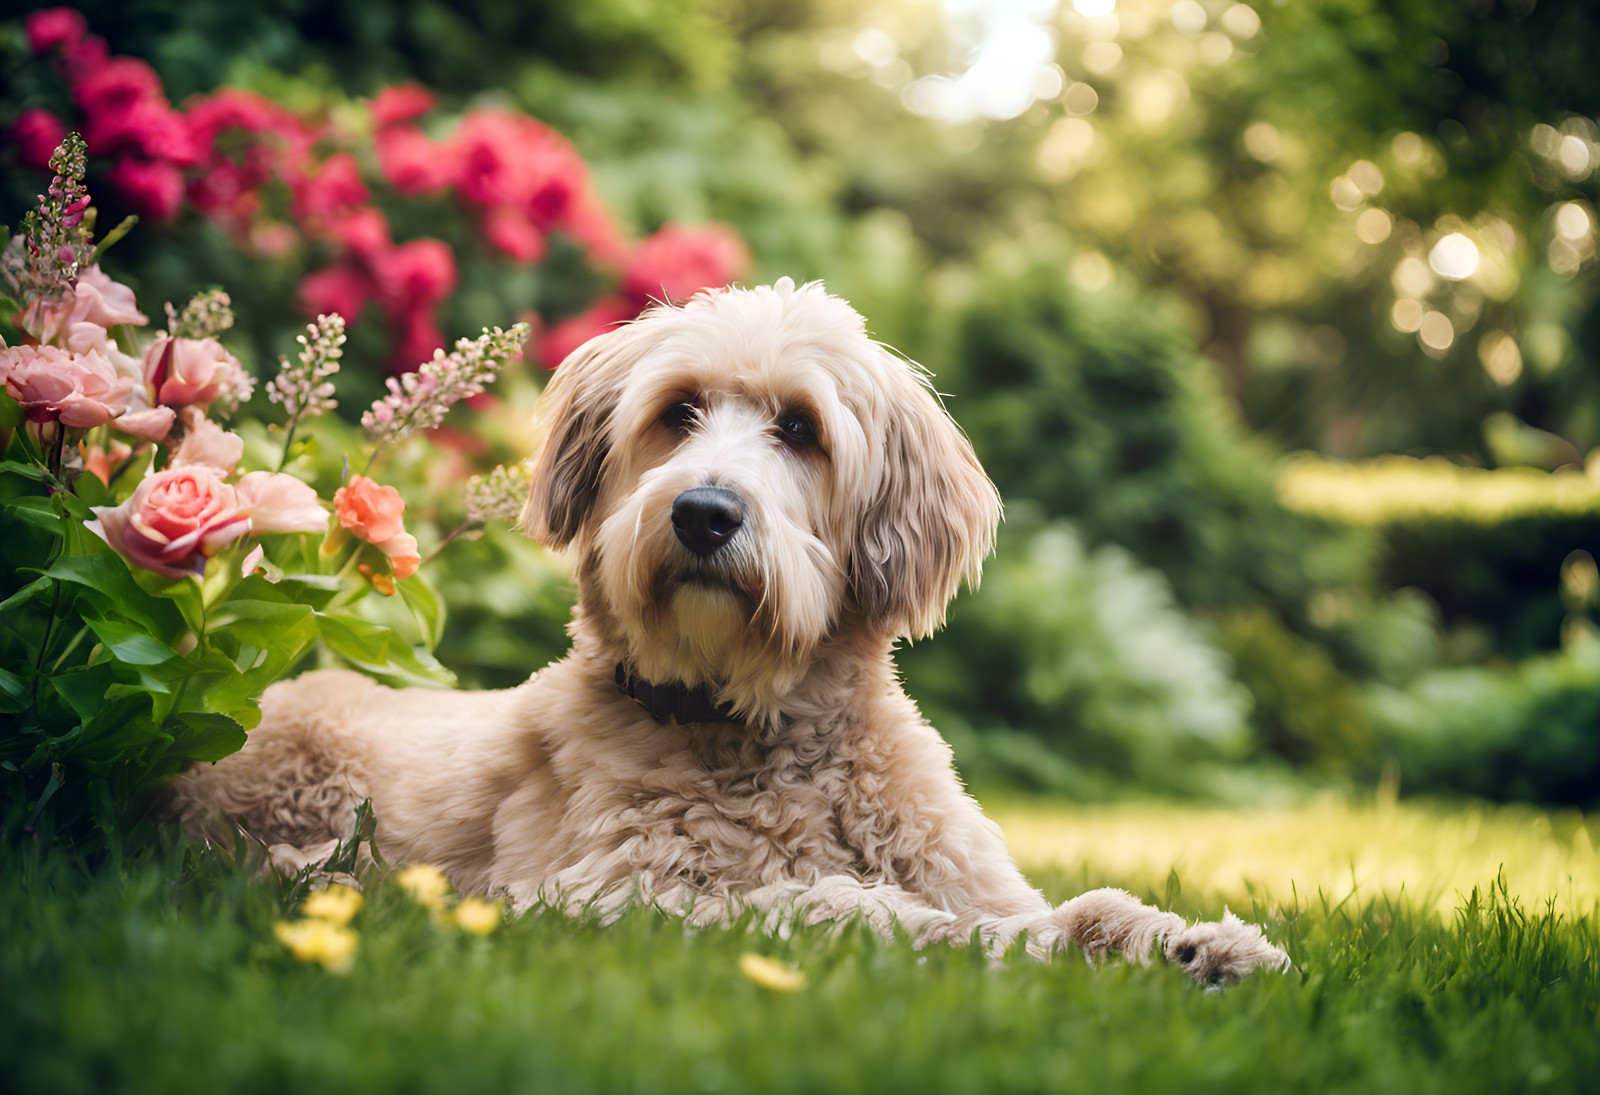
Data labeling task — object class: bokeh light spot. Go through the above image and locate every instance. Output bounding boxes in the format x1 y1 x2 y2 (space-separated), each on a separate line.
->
1356 208 1393 244
1243 121 1281 162
1428 233 1479 280
1391 298 1425 333
1478 330 1523 386
1418 310 1455 352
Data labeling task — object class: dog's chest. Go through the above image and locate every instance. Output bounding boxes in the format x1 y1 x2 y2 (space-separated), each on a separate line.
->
624 743 866 885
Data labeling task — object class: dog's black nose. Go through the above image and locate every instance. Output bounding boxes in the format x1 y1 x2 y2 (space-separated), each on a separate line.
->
671 487 745 557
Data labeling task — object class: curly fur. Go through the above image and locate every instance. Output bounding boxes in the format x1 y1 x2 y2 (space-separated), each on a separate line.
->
172 279 1288 984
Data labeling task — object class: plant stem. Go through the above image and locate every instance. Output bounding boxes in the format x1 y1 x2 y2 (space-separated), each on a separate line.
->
421 520 479 566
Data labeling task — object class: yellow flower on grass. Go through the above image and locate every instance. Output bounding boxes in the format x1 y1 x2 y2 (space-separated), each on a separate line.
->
275 918 359 973
453 897 503 935
300 884 364 925
396 864 451 909
739 953 806 992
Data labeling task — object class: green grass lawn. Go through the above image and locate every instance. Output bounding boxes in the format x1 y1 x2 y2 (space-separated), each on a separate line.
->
4 798 1596 1094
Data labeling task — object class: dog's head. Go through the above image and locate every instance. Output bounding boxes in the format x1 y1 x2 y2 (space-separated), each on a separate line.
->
523 279 1000 720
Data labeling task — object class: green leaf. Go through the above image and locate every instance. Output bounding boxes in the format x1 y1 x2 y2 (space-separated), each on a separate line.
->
0 389 22 431
0 457 44 480
168 712 247 763
90 214 139 263
83 614 179 666
7 495 65 533
44 553 184 638
48 663 116 722
0 666 29 714
208 598 317 646
315 613 455 688
399 572 447 650
0 574 53 615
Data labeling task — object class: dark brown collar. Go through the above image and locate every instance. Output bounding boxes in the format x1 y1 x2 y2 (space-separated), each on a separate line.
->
615 663 737 724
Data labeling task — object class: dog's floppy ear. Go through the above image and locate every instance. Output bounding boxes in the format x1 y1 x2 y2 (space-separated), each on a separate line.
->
522 323 647 549
851 359 1002 639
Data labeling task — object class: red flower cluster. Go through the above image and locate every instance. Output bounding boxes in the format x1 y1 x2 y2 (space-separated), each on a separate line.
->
25 8 197 219
538 223 751 368
14 7 751 375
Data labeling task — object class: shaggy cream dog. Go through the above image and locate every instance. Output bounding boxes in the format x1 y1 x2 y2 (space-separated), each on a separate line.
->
174 279 1288 984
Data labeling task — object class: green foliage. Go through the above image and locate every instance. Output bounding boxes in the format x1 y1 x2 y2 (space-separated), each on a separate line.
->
1368 639 1600 805
1 814 1596 1094
904 516 1252 795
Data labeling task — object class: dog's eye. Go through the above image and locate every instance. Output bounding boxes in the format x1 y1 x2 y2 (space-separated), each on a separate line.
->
661 401 697 434
775 412 817 449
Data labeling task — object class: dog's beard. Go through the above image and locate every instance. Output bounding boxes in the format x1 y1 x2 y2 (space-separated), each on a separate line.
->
593 473 843 722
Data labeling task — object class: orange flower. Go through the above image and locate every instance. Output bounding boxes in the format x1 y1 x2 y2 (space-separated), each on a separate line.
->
333 475 405 543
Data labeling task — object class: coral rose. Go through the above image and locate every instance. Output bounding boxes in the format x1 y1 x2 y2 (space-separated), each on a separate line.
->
0 344 131 427
235 471 329 534
143 336 244 408
87 465 249 580
334 476 406 544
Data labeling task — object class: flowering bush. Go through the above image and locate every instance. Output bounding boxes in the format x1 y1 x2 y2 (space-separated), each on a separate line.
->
0 137 529 849
8 7 749 376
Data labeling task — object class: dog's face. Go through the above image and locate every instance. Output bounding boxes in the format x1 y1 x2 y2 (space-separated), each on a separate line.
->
523 280 1000 720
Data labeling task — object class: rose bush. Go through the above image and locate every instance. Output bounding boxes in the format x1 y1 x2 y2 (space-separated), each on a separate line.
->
0 135 530 851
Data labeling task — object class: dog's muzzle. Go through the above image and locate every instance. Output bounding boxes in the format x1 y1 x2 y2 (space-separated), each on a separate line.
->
671 486 745 557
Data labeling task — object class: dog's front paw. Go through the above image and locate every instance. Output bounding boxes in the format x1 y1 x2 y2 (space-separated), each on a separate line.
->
1163 911 1290 986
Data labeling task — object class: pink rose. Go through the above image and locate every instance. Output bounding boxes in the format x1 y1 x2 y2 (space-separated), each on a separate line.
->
323 206 391 260
235 471 329 534
0 344 131 427
114 406 177 443
87 465 249 580
143 336 244 408
377 239 457 308
72 265 148 328
168 412 244 476
80 438 133 486
333 475 405 543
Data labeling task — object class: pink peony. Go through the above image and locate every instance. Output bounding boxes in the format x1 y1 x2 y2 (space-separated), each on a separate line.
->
0 344 132 427
539 298 633 369
324 206 391 260
87 465 249 580
375 125 456 195
234 471 329 534
389 310 445 374
371 84 436 128
298 262 374 323
333 475 406 544
73 265 148 329
623 223 748 307
377 239 457 308
143 336 246 408
10 109 66 169
168 412 244 475
480 205 547 264
25 7 87 55
85 100 200 166
72 55 162 116
291 153 370 225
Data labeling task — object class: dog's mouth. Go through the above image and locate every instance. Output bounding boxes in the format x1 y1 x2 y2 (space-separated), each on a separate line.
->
659 563 764 606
